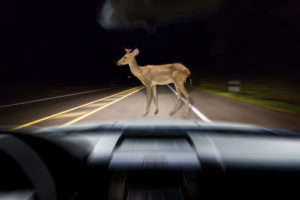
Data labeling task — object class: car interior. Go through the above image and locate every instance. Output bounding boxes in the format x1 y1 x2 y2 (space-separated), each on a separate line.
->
1 121 300 200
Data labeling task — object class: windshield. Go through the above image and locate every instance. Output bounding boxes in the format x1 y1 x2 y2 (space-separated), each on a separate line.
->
2 0 300 132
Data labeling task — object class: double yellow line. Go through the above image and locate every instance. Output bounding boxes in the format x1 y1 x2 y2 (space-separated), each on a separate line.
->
12 86 144 130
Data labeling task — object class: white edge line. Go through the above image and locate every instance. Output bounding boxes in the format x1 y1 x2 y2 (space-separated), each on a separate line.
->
167 84 212 123
0 87 117 109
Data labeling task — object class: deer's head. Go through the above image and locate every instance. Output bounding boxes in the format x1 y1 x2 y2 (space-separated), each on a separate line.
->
116 48 139 66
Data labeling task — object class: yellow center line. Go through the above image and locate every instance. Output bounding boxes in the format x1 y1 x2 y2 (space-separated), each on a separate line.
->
11 86 143 130
85 103 107 107
61 86 144 126
52 112 87 119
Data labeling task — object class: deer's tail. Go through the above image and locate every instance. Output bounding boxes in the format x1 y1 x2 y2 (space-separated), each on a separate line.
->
185 67 191 78
184 67 191 84
187 68 191 78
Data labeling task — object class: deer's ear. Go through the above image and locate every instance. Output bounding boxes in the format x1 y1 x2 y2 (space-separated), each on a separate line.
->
132 48 139 56
125 48 132 53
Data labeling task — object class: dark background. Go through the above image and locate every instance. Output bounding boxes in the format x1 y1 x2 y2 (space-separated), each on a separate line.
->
3 0 300 89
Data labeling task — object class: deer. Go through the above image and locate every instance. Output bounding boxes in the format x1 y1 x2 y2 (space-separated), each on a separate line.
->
116 48 191 116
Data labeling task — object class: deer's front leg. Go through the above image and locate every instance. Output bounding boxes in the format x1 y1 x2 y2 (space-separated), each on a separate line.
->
143 85 151 116
152 85 158 114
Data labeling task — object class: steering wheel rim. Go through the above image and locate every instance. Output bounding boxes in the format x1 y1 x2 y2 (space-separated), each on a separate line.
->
0 134 57 200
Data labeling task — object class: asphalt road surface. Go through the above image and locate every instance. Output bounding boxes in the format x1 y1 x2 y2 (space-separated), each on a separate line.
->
0 85 299 131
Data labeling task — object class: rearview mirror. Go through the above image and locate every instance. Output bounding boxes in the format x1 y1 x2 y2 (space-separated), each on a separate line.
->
97 0 223 33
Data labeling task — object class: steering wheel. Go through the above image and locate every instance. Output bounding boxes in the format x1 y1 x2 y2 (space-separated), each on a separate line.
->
0 134 57 200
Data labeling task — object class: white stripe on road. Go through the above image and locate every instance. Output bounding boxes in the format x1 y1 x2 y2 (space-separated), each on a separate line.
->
0 87 117 109
167 85 212 123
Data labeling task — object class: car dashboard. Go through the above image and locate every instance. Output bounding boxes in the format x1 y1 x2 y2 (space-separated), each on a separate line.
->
1 120 300 200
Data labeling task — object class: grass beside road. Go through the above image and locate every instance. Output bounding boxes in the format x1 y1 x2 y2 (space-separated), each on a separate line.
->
191 79 300 116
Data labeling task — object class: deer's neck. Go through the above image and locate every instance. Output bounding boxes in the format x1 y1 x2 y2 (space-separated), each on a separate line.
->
128 58 142 78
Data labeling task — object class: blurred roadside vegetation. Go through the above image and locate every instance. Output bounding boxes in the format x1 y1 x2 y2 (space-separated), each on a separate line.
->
190 76 300 115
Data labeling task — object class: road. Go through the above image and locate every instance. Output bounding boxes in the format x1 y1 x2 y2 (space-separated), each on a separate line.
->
0 85 299 131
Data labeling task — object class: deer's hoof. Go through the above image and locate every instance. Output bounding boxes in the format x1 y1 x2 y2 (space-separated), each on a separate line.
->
184 111 191 118
169 110 175 116
143 111 149 116
154 110 158 115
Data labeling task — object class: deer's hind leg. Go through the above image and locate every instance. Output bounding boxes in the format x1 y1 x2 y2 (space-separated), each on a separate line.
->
178 84 191 116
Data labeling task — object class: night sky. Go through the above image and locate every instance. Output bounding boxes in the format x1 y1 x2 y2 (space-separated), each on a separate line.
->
4 0 300 88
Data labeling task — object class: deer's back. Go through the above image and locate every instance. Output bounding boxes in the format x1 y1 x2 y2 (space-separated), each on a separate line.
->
145 63 188 73
139 63 189 85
